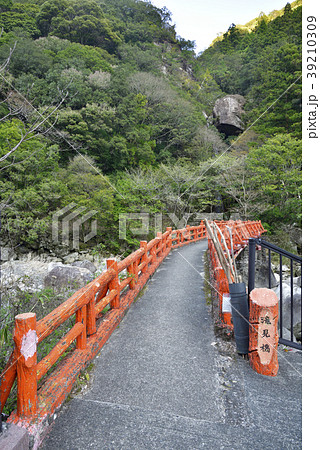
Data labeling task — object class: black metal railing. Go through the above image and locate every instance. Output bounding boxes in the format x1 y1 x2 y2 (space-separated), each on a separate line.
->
248 238 302 350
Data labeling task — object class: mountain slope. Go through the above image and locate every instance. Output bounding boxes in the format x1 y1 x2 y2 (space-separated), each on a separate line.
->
210 0 301 46
0 0 302 256
195 1 302 140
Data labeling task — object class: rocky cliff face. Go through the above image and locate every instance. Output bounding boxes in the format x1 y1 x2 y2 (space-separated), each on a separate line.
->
213 94 246 136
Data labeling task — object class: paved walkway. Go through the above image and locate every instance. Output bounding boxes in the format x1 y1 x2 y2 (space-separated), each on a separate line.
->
40 240 302 449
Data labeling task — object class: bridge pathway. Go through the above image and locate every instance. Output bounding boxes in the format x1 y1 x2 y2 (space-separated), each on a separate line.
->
40 240 301 449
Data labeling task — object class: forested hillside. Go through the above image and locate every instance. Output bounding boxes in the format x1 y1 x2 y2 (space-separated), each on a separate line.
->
197 1 302 139
0 0 302 256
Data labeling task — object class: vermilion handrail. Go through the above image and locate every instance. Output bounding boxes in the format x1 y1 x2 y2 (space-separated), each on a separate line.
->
0 219 265 436
0 222 207 430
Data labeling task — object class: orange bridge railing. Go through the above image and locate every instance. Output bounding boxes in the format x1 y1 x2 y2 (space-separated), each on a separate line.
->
0 219 264 442
0 222 207 440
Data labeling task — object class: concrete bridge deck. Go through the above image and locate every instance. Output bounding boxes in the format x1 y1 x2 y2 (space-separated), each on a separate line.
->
40 240 302 449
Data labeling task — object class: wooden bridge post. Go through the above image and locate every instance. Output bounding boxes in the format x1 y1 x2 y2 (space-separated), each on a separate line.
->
186 224 191 242
166 227 172 249
200 222 204 238
150 240 157 264
86 294 97 336
107 259 120 307
76 306 87 350
13 313 38 418
249 288 279 376
200 220 204 238
85 280 97 336
140 241 148 274
157 232 163 256
127 262 137 289
134 259 139 282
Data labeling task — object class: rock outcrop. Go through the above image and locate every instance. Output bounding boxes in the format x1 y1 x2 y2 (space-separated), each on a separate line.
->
213 94 246 136
273 282 301 333
71 260 97 273
1 257 99 293
236 248 301 343
44 265 94 291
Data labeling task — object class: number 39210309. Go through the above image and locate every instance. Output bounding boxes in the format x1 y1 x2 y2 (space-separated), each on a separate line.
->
307 16 317 79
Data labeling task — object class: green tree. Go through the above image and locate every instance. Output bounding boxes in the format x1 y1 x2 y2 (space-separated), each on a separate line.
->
0 0 12 13
56 95 157 172
36 0 121 52
0 36 52 77
246 134 302 226
57 155 115 248
0 1 40 37
0 119 65 248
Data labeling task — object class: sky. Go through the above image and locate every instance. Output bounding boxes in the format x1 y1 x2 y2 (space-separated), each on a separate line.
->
149 0 291 53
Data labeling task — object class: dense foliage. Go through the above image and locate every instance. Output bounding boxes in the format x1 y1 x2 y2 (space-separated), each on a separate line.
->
0 0 302 257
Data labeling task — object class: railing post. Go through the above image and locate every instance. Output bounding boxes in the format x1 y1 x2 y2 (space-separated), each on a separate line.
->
166 227 172 249
140 241 148 274
127 261 137 289
76 306 87 350
200 219 204 235
13 313 38 418
186 224 191 241
157 232 163 256
248 238 256 299
86 294 97 336
150 240 157 264
107 259 120 307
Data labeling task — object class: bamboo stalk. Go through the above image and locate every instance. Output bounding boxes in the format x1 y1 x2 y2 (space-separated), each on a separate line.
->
205 219 233 283
227 225 239 283
212 225 234 283
213 222 236 282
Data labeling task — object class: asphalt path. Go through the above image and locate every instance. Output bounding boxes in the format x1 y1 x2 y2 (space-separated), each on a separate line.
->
40 240 302 449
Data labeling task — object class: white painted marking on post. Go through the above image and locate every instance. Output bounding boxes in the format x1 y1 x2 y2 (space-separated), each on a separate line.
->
21 330 38 360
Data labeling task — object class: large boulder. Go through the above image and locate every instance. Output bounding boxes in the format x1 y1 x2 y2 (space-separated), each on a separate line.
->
1 258 98 294
237 249 277 288
255 265 278 289
273 282 301 339
71 259 97 274
44 265 94 291
213 94 246 136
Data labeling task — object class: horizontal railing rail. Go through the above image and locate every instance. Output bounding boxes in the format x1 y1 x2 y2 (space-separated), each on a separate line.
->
251 238 302 263
0 222 207 432
171 223 206 247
